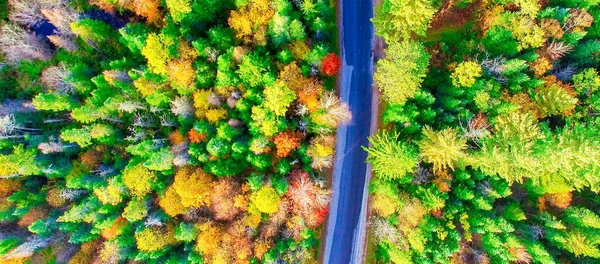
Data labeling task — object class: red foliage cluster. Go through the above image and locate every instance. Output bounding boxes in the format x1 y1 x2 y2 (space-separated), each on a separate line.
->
322 53 341 76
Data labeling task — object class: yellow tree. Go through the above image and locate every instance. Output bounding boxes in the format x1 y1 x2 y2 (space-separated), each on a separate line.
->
228 0 275 45
122 163 156 197
417 126 467 172
172 166 214 208
167 58 196 95
142 33 172 75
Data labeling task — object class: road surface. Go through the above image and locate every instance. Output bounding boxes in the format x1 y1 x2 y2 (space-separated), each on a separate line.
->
322 0 375 262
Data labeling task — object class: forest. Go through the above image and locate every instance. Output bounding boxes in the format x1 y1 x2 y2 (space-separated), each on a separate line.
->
366 0 600 263
0 0 350 263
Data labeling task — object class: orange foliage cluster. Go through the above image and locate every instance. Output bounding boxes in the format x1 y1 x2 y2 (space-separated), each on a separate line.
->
433 170 453 193
68 240 101 264
0 179 21 198
504 92 543 119
297 80 323 114
169 130 187 145
101 217 127 240
545 192 573 209
210 179 244 221
80 149 102 169
89 0 162 23
188 129 207 143
18 206 48 228
46 187 67 207
272 130 303 157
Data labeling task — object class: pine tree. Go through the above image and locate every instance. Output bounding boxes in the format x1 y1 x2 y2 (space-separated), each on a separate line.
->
365 132 420 182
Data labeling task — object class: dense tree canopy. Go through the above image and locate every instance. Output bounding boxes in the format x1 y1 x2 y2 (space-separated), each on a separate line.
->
367 0 600 263
0 0 346 262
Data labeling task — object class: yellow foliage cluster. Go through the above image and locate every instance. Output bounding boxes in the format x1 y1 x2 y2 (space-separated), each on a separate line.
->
159 186 187 217
510 17 547 50
133 77 160 97
172 166 214 208
451 61 482 88
167 58 196 95
307 135 336 170
135 224 178 252
165 0 192 22
397 197 427 234
514 0 540 18
228 0 275 45
142 33 172 75
206 109 228 123
534 78 579 118
94 179 125 205
278 63 311 92
250 187 281 215
418 126 467 172
122 164 156 197
196 222 224 257
289 40 310 59
371 194 397 218
193 89 212 118
495 111 543 144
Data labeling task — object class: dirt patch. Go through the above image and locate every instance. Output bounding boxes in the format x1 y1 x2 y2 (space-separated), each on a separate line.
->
430 0 480 31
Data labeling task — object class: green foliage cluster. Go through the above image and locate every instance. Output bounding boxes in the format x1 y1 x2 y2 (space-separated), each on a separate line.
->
367 0 600 263
0 0 347 263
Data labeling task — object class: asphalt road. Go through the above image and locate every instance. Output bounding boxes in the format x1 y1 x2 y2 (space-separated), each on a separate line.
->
322 0 374 262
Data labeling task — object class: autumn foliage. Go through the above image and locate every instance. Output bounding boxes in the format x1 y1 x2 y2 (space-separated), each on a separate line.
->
321 53 341 76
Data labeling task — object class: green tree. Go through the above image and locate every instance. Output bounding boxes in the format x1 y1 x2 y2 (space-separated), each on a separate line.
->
263 80 296 116
374 41 430 105
365 132 420 182
32 93 77 111
371 0 437 42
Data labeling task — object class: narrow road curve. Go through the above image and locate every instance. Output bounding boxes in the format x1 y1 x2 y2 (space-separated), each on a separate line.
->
323 0 374 262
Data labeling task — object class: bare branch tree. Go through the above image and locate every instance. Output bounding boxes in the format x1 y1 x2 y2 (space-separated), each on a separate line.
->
48 34 78 51
546 41 573 60
41 7 79 34
0 100 38 116
8 0 47 26
0 24 53 63
1 236 49 260
170 97 194 118
40 63 75 94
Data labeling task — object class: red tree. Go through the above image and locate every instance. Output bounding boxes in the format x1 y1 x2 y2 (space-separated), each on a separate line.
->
322 53 341 76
